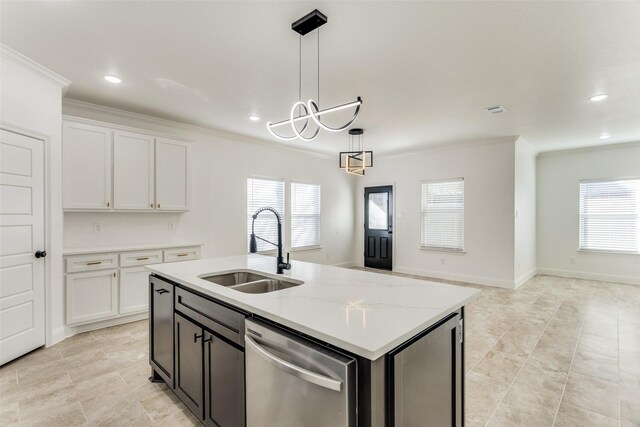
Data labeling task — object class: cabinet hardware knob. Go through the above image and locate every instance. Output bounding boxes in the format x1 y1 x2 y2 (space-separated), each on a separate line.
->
35 250 47 259
203 336 212 343
107 201 110 208
154 288 168 294
113 272 116 278
87 261 102 265
136 257 150 261
157 203 161 208
194 333 204 343
151 203 154 208
176 253 189 257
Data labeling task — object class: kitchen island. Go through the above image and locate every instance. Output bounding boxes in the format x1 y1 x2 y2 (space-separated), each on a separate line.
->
146 255 479 426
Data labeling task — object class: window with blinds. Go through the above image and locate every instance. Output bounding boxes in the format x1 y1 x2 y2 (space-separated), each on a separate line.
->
421 179 464 252
247 178 285 252
579 178 640 253
291 182 321 249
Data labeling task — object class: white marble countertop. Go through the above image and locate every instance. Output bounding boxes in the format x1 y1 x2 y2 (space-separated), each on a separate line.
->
63 242 203 256
147 254 480 360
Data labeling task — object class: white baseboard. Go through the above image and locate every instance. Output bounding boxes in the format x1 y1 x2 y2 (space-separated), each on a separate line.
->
537 267 640 286
394 265 517 289
48 312 150 346
332 260 359 268
51 326 66 346
514 268 538 289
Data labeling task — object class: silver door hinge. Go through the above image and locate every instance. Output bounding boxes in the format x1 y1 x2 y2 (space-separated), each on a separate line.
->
458 319 464 344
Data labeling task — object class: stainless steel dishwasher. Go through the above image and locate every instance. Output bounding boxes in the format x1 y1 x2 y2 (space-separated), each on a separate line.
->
245 319 356 427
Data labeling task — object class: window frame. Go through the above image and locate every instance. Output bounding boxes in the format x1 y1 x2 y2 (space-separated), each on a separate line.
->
290 180 322 251
420 177 465 254
578 177 640 255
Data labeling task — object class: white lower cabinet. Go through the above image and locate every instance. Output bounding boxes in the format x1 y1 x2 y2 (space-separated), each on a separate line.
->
66 269 118 325
119 267 150 315
65 244 201 327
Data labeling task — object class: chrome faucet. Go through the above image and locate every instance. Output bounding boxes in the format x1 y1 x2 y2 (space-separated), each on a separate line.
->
249 207 291 274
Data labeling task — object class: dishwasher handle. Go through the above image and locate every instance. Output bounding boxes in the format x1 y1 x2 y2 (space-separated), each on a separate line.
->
245 334 343 392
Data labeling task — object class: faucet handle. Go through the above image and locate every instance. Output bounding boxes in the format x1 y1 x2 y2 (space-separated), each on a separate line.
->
285 252 291 270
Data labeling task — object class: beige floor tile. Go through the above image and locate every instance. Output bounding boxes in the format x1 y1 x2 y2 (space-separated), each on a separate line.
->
562 372 619 419
82 400 152 427
581 317 617 339
619 332 640 354
472 348 528 385
465 371 510 427
139 385 183 423
620 370 640 402
154 405 201 427
0 400 19 425
621 398 640 427
554 402 618 427
620 349 640 376
19 401 86 425
570 350 619 383
577 333 618 358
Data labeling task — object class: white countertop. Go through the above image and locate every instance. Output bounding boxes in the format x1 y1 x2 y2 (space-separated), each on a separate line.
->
63 242 203 256
147 254 480 360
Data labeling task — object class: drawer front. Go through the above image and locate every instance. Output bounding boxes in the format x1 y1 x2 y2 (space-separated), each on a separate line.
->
175 287 245 347
66 253 119 273
120 250 163 267
164 247 200 263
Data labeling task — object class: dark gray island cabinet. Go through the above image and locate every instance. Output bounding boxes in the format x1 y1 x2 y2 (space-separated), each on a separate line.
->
148 273 467 427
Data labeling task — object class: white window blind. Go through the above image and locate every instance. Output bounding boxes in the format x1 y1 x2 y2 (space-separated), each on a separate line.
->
421 179 464 252
291 182 321 249
247 178 285 252
579 179 640 253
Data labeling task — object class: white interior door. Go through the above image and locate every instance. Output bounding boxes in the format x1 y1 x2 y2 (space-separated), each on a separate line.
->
0 129 45 365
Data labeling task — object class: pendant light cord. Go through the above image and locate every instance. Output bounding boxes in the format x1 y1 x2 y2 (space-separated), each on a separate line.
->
298 34 302 117
317 28 320 108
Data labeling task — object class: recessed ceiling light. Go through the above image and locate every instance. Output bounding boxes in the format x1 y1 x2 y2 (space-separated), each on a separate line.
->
103 75 122 84
599 133 611 139
249 115 260 122
590 94 608 102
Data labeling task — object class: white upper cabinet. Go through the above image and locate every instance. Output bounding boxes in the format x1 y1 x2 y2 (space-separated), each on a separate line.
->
63 122 112 210
62 119 191 212
113 131 155 210
155 137 190 211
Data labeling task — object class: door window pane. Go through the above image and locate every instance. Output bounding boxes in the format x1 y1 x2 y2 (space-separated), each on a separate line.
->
368 192 388 230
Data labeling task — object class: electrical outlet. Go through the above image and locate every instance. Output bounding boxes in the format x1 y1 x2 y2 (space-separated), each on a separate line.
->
570 257 576 264
93 223 101 232
168 222 175 231
441 258 445 265
326 253 330 260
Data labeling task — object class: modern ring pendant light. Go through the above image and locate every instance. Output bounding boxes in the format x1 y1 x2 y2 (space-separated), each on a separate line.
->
266 9 363 142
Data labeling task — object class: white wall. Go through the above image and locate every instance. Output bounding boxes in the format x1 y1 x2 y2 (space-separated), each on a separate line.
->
355 137 518 288
61 101 358 268
0 45 70 345
514 138 537 286
537 142 640 285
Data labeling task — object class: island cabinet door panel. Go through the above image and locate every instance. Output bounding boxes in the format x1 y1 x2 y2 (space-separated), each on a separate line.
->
204 331 245 427
150 277 174 386
389 313 462 427
175 313 205 418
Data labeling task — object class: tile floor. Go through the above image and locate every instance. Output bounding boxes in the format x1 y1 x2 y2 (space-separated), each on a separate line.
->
0 274 638 426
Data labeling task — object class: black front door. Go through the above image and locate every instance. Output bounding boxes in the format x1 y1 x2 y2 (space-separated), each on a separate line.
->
364 185 393 270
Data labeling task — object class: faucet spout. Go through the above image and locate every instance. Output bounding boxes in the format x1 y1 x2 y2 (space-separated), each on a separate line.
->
249 206 291 274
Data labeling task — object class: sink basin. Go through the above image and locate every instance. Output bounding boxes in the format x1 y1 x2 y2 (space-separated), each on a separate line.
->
200 271 268 287
230 279 300 294
199 270 303 294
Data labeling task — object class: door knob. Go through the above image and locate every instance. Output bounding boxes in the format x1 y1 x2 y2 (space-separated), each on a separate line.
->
35 250 47 259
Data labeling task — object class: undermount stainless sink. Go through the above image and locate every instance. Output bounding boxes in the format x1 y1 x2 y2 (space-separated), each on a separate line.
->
199 271 303 294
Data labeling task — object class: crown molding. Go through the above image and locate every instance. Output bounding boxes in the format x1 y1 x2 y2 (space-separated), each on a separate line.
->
537 140 640 158
62 98 333 160
1 43 71 88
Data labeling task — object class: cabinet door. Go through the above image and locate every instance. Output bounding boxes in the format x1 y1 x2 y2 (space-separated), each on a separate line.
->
62 122 112 210
150 277 174 386
155 138 190 211
66 269 118 325
113 131 155 210
204 331 245 427
175 312 204 418
119 267 149 314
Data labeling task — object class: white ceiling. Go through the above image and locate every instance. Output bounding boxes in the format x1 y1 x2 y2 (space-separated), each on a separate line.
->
2 1 640 156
